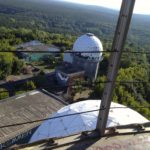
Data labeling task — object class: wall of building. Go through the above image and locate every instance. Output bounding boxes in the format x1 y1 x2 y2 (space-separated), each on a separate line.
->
63 53 73 63
73 55 99 80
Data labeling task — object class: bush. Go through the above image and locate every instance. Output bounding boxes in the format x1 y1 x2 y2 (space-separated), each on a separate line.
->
25 81 36 90
0 88 9 100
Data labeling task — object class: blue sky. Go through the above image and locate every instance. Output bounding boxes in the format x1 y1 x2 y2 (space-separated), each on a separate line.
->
63 0 150 15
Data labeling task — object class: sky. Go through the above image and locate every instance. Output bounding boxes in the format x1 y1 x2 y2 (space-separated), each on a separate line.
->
63 0 150 15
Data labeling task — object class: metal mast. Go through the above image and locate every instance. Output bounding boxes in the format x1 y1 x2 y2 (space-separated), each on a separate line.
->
96 0 136 136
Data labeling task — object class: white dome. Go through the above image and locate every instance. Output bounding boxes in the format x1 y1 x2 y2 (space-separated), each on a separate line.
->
30 100 148 143
73 33 103 61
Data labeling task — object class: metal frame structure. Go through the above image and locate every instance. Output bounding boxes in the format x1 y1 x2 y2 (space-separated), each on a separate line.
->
96 0 136 136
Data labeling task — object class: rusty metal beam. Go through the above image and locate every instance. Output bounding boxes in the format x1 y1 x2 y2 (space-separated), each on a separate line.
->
96 0 136 136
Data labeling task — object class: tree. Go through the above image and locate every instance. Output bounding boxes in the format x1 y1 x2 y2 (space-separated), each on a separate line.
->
91 76 106 98
0 88 9 100
25 81 36 90
12 57 24 74
0 53 13 79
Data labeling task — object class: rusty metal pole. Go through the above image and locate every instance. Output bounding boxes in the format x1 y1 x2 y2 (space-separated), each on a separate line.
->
96 0 136 136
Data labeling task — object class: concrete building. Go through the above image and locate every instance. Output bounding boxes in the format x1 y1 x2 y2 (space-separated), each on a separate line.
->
16 41 60 62
56 33 103 86
72 33 103 80
55 62 85 86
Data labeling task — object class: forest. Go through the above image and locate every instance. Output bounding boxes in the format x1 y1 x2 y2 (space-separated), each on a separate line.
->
0 0 149 119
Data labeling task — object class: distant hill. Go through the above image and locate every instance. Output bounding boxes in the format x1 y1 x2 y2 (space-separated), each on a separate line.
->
0 0 149 120
0 0 150 46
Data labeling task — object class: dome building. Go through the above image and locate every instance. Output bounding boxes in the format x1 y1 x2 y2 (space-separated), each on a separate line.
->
56 33 103 87
72 33 103 80
73 33 103 61
30 100 148 143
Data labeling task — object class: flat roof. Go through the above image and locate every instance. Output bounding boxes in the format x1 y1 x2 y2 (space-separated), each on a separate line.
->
0 90 65 144
17 44 60 52
56 63 84 75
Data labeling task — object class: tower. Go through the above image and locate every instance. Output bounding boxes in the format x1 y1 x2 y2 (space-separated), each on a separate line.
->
56 33 103 86
72 33 103 80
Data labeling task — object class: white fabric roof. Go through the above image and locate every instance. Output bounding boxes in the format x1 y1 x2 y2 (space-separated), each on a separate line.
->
30 100 148 143
73 33 103 61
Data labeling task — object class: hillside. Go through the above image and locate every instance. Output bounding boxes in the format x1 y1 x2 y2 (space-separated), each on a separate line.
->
0 0 150 47
0 0 149 119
